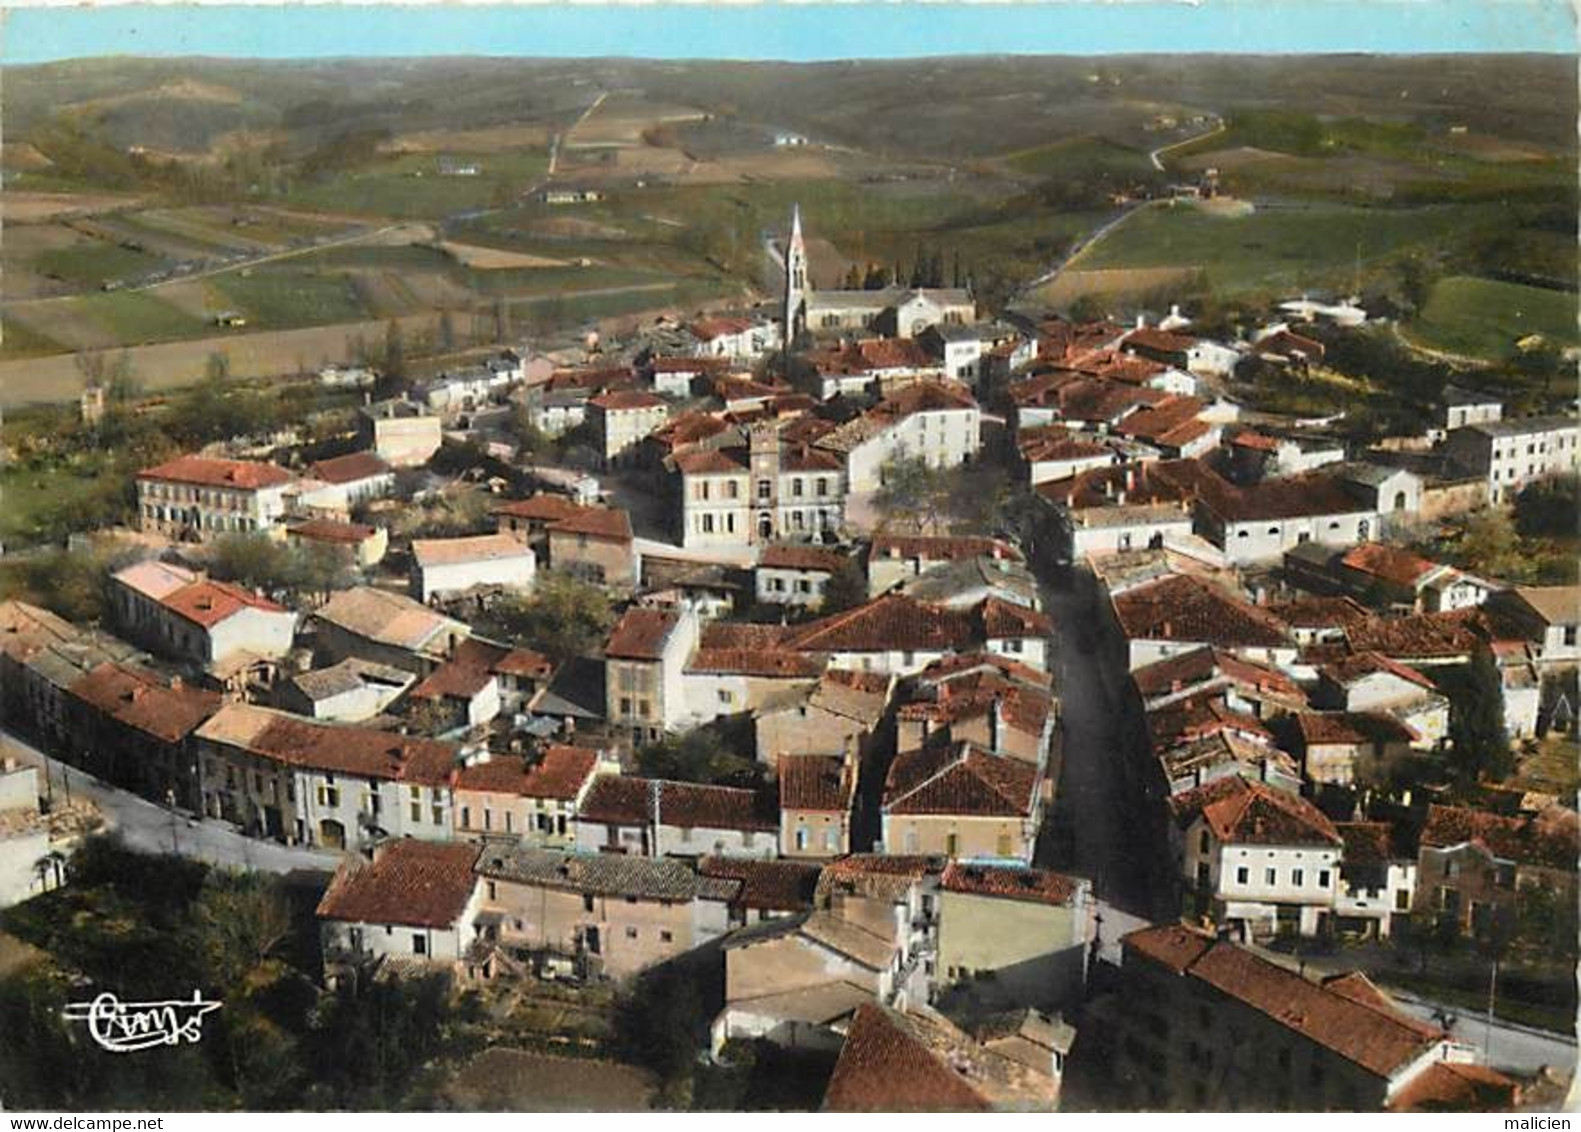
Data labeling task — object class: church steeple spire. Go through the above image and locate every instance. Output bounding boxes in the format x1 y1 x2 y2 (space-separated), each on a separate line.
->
784 204 808 344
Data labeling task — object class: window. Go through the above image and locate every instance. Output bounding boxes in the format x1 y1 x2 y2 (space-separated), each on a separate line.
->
626 927 638 940
317 784 340 808
432 804 444 826
718 689 735 705
757 480 772 501
792 478 804 497
816 478 829 497
660 930 673 943
410 802 422 822
412 934 427 957
1265 868 1276 886
1395 888 1410 911
1318 869 1331 888
582 894 595 913
1292 868 1304 887
461 806 472 829
1198 831 1209 854
486 880 497 900
795 827 809 851
1235 867 1249 885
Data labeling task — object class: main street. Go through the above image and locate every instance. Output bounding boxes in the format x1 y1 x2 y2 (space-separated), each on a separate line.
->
1035 574 1175 922
2 727 340 875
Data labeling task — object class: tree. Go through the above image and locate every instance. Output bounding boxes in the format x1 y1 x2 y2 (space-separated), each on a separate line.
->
1456 507 1523 580
485 570 613 664
819 559 867 614
186 871 291 989
207 532 296 596
636 727 760 788
1445 645 1514 790
874 455 947 534
382 320 406 383
1513 474 1579 539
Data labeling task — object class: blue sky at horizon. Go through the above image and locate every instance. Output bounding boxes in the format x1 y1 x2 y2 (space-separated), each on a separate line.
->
2 1 1576 65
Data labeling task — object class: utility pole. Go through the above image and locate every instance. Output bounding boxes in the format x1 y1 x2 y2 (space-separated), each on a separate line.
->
1484 951 1499 1062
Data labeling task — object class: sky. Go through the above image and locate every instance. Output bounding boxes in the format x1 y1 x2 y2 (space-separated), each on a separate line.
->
1 1 1575 65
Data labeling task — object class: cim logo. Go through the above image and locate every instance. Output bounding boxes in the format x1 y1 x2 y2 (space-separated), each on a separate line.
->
62 991 222 1053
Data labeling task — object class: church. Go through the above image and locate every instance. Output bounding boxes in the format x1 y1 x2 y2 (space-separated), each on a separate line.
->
783 206 977 341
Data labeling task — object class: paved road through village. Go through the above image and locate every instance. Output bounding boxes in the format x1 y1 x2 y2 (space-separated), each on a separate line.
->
2 726 340 875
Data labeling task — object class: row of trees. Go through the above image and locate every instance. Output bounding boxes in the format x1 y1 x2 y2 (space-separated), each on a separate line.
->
835 245 968 292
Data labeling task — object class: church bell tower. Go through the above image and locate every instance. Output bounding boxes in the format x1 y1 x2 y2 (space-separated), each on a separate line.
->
784 205 808 343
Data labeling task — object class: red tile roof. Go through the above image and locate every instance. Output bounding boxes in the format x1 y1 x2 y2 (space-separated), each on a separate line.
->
161 579 288 628
1420 803 1579 871
1132 646 1301 702
759 544 848 573
590 389 667 411
1126 924 1444 1079
412 533 532 567
605 607 680 661
1341 543 1440 588
1319 651 1436 691
198 703 458 785
493 494 584 522
690 316 755 341
452 745 600 800
823 1004 992 1112
1112 574 1291 649
1293 710 1419 746
577 775 777 831
1266 594 1373 629
698 856 821 911
940 862 1082 906
288 518 379 544
68 662 222 744
868 535 1021 564
1344 610 1488 659
308 451 391 484
1114 395 1208 446
548 507 633 542
316 840 479 928
138 455 293 490
885 743 1038 818
1170 775 1340 846
1387 1061 1520 1112
780 755 856 813
672 447 747 475
1122 326 1196 354
409 638 508 701
789 594 972 653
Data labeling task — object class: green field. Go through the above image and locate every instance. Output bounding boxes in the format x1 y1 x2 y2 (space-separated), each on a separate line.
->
279 151 550 220
209 270 370 328
1409 275 1579 361
1007 135 1153 179
0 317 65 360
1077 200 1489 298
32 241 167 287
73 290 210 344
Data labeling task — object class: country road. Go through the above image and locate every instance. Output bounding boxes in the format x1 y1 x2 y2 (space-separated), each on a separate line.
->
1148 118 1226 172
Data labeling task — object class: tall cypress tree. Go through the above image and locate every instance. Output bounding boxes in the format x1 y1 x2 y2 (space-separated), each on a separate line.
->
1447 645 1513 789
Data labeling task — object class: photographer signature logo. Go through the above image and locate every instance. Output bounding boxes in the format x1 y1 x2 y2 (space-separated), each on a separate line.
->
62 991 222 1053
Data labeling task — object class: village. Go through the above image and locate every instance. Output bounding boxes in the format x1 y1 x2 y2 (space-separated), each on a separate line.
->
0 199 1576 1113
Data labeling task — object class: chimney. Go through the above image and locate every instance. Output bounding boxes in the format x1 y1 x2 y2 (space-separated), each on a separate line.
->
1125 466 1138 492
1135 313 1145 330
